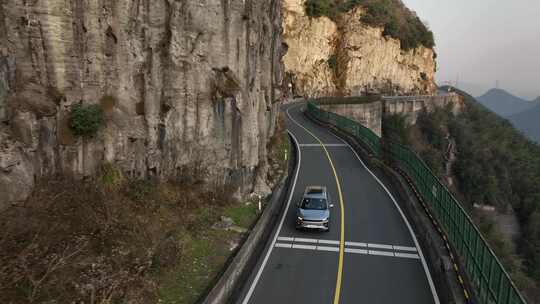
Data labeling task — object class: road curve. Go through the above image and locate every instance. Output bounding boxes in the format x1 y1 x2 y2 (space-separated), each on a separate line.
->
237 102 439 304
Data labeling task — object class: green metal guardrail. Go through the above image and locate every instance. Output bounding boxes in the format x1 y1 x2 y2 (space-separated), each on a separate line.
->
306 101 527 304
307 102 381 157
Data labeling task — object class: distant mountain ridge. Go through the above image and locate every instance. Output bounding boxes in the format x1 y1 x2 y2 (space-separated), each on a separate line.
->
508 104 540 143
476 88 537 117
440 86 540 144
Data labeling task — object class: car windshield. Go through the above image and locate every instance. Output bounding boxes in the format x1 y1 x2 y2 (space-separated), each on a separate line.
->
301 197 327 210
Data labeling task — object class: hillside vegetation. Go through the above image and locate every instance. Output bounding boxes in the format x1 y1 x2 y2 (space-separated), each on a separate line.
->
0 177 246 303
304 0 435 50
508 104 540 144
384 88 540 301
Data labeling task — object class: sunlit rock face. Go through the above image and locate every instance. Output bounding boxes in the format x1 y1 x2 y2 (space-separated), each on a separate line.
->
282 0 437 97
0 0 284 206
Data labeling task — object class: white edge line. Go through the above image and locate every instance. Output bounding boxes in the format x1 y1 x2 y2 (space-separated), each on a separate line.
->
288 104 441 304
395 252 421 259
262 103 438 304
289 103 439 304
240 121 302 304
327 117 441 304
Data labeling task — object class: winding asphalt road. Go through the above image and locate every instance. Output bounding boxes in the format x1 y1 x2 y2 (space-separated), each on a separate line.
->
237 102 439 304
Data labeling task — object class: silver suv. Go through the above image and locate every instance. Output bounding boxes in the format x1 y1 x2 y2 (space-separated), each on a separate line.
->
296 186 333 232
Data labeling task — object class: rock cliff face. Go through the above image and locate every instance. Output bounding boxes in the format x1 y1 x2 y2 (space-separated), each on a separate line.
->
0 0 284 207
282 0 437 97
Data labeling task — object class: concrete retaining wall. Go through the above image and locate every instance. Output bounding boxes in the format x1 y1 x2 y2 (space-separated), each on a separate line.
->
316 93 462 136
320 101 383 137
383 93 462 124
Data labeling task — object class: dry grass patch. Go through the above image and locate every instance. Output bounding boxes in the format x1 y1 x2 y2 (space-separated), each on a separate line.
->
0 171 259 304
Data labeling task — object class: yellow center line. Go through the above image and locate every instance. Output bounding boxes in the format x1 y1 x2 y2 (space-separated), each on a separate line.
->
287 106 346 304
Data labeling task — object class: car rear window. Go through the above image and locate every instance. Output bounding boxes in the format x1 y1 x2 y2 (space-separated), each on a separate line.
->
306 188 324 195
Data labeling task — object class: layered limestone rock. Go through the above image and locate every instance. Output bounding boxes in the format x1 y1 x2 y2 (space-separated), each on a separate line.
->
0 0 284 207
283 0 437 97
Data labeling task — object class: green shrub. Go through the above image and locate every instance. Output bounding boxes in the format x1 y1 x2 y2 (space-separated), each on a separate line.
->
361 0 435 50
101 163 123 188
383 19 399 37
361 1 392 26
383 113 410 144
304 0 335 18
304 0 435 51
124 180 156 204
68 103 104 137
327 54 338 71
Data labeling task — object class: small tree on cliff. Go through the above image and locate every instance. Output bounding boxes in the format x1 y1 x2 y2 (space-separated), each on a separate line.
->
68 103 104 137
305 0 335 18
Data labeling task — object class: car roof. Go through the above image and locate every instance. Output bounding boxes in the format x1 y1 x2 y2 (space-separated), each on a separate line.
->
303 186 327 199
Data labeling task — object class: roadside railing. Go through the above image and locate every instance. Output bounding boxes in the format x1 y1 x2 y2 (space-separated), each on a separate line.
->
307 102 381 157
306 101 527 304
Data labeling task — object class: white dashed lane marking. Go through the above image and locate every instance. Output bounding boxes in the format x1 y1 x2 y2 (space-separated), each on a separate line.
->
346 241 367 247
368 243 393 250
294 237 317 243
277 237 294 242
293 244 316 250
395 252 423 259
369 250 395 257
274 237 420 260
393 245 417 252
275 243 292 249
317 246 340 252
344 248 368 255
318 239 340 245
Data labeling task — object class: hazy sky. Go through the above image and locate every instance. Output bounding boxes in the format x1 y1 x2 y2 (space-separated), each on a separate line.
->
401 0 540 99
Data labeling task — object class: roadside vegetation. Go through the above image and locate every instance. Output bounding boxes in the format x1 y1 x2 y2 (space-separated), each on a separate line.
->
304 0 435 50
266 113 290 187
1 110 290 304
383 88 540 301
0 168 259 303
69 103 104 137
